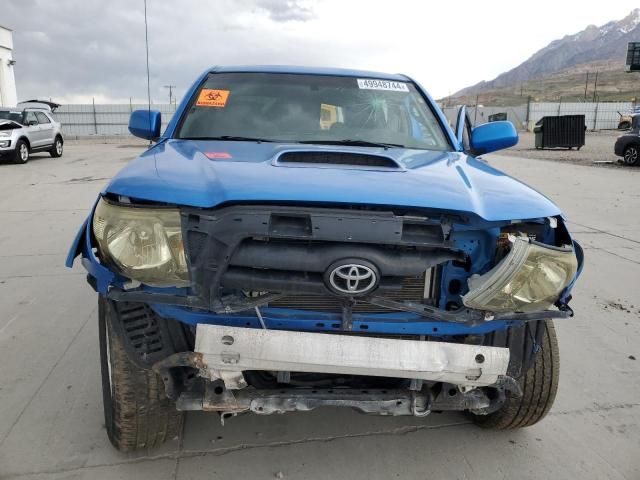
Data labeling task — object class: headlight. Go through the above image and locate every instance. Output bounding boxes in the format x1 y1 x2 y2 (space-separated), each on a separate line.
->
462 236 577 313
92 198 189 287
0 131 12 137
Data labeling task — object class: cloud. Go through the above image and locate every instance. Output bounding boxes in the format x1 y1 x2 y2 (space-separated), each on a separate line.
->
253 0 315 22
3 0 639 103
2 0 325 103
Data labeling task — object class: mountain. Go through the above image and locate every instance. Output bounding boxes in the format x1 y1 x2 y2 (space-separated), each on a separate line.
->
446 9 640 103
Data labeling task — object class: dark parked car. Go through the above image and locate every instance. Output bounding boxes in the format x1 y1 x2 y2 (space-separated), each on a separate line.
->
615 114 640 165
67 66 584 452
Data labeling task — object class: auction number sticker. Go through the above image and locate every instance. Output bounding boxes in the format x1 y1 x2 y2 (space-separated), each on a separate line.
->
357 79 409 92
196 89 230 107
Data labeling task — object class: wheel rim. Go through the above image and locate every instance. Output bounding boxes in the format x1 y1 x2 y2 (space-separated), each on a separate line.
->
624 147 638 165
56 140 63 155
19 144 28 161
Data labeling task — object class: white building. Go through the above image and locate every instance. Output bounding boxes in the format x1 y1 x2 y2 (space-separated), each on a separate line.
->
0 25 17 107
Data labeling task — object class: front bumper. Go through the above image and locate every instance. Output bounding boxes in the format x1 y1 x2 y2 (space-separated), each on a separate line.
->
154 323 513 416
196 324 510 388
0 139 13 152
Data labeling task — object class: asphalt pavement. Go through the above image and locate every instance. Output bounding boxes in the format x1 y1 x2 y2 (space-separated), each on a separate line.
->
0 141 638 479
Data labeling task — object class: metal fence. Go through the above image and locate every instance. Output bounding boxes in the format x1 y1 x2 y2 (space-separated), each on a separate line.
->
528 102 631 131
52 101 633 137
442 105 528 130
442 101 632 132
52 103 176 136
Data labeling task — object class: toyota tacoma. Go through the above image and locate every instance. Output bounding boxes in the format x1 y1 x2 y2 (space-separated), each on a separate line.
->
67 66 584 451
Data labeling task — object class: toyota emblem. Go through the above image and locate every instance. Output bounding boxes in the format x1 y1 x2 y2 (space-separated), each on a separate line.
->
327 262 378 296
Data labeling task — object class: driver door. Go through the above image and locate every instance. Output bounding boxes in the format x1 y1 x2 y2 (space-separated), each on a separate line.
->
454 105 472 152
23 111 45 148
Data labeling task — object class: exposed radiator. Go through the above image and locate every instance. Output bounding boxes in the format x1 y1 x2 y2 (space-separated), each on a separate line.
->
268 273 428 313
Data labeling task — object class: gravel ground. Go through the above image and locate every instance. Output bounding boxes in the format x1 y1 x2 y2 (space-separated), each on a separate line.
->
505 130 632 168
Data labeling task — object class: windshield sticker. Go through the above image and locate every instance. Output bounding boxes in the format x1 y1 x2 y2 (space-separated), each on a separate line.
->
196 89 230 107
357 79 409 92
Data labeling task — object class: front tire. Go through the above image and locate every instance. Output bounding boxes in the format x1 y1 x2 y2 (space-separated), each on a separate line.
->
623 145 639 166
98 296 183 451
471 320 559 429
50 136 63 158
14 140 29 164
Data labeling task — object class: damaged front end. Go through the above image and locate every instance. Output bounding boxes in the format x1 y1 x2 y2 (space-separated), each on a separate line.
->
68 197 583 419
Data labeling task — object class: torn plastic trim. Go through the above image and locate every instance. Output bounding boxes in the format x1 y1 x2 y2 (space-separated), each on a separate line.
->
558 239 584 307
65 201 124 293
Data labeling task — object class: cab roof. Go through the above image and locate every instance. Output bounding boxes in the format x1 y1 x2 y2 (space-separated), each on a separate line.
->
208 65 410 81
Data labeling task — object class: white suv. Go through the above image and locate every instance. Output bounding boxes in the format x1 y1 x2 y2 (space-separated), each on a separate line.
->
0 105 64 164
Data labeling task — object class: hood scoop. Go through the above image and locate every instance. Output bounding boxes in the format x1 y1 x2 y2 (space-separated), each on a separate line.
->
274 151 403 170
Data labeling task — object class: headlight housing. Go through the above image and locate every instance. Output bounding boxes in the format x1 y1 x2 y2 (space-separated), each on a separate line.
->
92 198 189 287
462 236 577 313
0 131 12 137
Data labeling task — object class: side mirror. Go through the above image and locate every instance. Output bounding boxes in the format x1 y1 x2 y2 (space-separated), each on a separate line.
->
470 121 518 155
28 120 38 126
128 110 161 141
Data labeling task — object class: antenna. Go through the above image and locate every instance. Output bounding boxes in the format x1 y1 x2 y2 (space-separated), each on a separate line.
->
143 0 152 146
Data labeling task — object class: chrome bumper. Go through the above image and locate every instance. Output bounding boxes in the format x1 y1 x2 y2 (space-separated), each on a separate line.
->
195 324 510 390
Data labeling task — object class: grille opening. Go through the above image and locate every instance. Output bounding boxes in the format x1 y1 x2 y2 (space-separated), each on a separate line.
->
267 273 428 314
277 151 399 169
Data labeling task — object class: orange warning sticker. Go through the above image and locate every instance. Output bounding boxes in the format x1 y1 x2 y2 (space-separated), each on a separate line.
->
196 89 230 107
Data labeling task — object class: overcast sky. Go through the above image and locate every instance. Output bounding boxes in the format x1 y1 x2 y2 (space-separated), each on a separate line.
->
4 0 639 104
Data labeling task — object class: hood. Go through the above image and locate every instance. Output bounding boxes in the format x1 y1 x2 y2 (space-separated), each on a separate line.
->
0 120 22 130
104 140 561 222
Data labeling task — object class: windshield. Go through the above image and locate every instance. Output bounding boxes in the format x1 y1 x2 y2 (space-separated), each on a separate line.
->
177 73 450 151
0 111 23 123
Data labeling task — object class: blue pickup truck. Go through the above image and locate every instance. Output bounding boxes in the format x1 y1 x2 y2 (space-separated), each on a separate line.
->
67 66 583 451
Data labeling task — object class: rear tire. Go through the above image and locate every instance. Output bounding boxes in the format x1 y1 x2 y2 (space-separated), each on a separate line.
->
623 145 639 166
13 140 29 164
98 296 183 451
471 320 559 429
50 136 63 158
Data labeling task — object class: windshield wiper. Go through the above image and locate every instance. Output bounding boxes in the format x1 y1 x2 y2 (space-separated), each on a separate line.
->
180 135 277 143
298 139 405 149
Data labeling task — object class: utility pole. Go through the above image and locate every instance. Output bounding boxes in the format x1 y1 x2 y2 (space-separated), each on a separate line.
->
473 94 479 125
164 85 176 106
584 72 589 101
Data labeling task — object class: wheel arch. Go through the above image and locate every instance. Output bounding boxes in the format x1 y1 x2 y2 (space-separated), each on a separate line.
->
17 136 31 150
